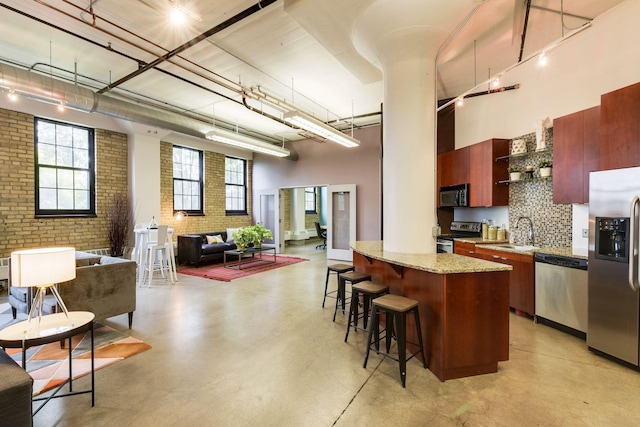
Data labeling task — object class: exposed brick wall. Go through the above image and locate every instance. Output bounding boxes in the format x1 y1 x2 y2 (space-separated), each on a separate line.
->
0 108 128 258
159 142 252 239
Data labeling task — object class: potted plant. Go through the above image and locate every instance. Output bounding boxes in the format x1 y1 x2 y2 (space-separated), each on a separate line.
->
232 227 258 252
249 224 273 248
508 165 523 181
538 160 553 177
106 193 132 257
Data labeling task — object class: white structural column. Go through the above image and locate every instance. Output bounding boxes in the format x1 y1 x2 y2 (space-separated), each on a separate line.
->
353 0 476 253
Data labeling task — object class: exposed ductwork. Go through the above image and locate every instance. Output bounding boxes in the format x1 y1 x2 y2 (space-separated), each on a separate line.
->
0 62 297 160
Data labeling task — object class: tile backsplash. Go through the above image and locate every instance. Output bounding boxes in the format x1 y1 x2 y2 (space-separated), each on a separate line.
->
507 129 572 248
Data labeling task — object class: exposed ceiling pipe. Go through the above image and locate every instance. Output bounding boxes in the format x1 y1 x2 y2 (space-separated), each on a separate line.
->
3 0 323 143
97 0 279 94
0 62 298 160
518 0 532 63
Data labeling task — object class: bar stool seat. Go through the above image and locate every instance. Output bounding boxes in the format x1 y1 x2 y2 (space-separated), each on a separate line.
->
323 263 354 308
333 271 371 321
363 294 427 388
344 281 389 341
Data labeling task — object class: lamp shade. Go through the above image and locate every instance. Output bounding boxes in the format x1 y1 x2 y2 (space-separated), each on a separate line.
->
10 247 76 287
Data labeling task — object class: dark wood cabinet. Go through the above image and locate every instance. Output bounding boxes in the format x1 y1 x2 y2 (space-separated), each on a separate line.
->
437 146 469 189
600 81 640 170
453 241 476 257
475 247 534 316
553 106 600 204
469 139 509 207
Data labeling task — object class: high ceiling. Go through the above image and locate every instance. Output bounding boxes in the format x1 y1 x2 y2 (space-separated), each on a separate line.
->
0 0 626 148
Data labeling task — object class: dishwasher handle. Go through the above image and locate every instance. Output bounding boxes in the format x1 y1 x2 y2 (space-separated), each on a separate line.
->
534 253 588 270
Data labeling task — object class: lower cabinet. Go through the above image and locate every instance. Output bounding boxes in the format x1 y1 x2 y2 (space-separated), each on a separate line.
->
455 242 535 316
475 247 534 316
453 241 476 257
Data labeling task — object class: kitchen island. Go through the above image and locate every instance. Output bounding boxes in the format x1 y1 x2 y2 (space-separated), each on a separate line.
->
351 241 512 382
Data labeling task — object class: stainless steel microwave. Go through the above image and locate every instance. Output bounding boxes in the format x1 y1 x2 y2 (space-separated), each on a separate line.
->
439 184 468 207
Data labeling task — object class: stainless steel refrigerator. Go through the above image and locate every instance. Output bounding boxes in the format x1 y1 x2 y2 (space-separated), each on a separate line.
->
588 166 640 365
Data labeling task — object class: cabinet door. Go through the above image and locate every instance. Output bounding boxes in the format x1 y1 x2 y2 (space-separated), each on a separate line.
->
438 147 470 188
553 106 601 204
437 150 455 188
453 241 476 257
583 106 600 202
601 82 640 170
469 139 509 207
476 247 535 316
553 111 585 204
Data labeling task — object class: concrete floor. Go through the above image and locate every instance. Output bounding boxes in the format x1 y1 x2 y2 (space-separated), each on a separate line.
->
7 242 640 426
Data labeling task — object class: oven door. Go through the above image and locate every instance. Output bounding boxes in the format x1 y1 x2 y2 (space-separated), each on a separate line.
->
436 238 453 253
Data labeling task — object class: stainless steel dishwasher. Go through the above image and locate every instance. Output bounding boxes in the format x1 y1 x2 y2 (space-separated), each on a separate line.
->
534 253 588 339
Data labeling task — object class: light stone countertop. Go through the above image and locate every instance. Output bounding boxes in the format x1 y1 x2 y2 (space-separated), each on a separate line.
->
350 241 512 274
472 243 588 260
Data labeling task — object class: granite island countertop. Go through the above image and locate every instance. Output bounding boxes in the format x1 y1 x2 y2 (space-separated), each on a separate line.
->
350 241 512 274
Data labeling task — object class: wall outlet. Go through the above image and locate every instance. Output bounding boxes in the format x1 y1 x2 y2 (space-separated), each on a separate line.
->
432 226 441 237
582 228 588 238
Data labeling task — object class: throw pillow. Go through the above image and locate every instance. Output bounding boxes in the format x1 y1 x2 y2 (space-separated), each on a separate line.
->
206 234 224 244
226 228 240 242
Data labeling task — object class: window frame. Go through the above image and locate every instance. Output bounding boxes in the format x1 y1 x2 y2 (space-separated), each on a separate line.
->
34 117 96 218
225 156 247 216
172 145 204 216
305 187 317 214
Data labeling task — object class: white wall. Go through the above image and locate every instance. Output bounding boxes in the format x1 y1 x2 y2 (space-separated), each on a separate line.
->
455 0 640 148
252 125 382 241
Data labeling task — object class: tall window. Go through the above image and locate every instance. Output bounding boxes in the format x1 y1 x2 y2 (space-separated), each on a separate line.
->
225 157 247 215
305 187 317 213
173 146 203 214
35 118 95 217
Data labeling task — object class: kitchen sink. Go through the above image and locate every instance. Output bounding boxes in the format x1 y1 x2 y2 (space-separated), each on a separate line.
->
495 244 540 251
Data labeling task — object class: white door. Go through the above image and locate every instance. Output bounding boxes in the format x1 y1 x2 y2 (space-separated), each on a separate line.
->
257 189 283 254
327 184 357 261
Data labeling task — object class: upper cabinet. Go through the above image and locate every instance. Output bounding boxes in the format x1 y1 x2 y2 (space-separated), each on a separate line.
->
469 139 509 207
600 81 640 170
437 146 469 188
437 138 508 207
553 106 600 204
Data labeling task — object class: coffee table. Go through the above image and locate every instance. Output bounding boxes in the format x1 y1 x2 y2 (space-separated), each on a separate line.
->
0 311 95 414
224 246 276 270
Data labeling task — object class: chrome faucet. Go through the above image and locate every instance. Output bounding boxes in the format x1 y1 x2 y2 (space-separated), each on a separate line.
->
515 216 535 246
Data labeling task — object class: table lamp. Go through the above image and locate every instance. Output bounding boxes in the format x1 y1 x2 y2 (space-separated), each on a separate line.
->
10 247 76 326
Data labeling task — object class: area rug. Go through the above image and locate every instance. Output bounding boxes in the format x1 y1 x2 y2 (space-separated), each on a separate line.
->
178 254 308 282
3 323 151 397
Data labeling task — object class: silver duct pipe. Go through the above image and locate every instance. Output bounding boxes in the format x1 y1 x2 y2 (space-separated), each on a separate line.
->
0 62 297 160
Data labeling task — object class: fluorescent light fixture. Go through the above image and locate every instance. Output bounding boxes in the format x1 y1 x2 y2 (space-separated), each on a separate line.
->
205 130 290 158
283 110 360 148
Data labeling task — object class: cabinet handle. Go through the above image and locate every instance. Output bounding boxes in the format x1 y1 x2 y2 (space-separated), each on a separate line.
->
469 251 475 254
492 255 500 259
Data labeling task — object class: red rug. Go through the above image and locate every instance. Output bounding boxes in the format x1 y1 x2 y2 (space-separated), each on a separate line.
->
4 323 151 397
178 254 308 282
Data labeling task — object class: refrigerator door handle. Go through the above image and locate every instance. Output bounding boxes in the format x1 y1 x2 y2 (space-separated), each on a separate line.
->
630 196 640 291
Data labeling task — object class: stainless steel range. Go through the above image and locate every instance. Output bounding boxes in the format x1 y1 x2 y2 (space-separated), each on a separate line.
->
436 221 483 253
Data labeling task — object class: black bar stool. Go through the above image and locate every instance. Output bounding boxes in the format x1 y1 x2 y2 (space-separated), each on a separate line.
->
333 271 371 321
344 281 389 341
322 263 354 308
363 294 427 388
